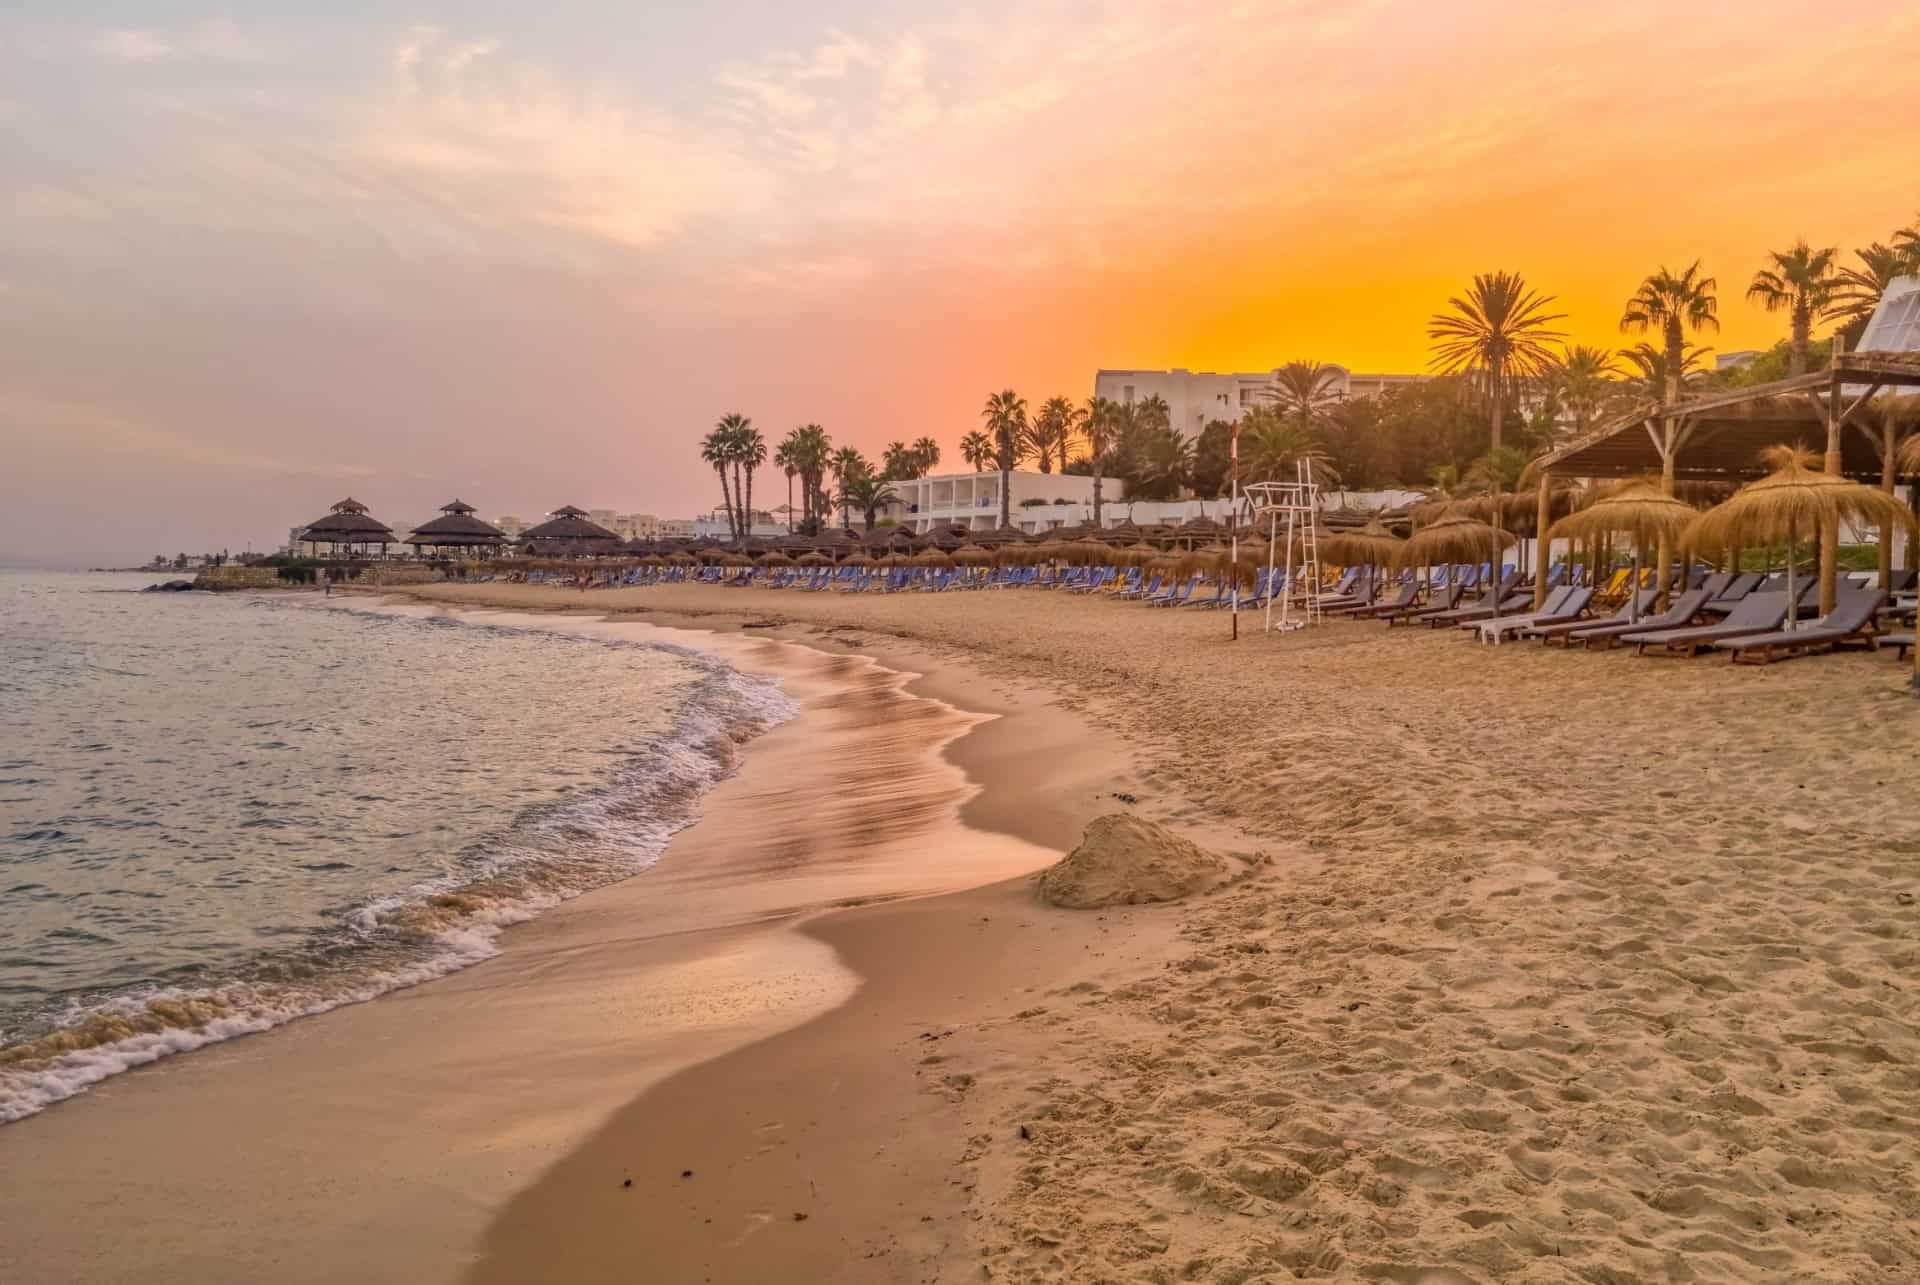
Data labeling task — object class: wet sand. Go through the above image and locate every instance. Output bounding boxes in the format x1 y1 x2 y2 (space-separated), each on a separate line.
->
0 604 1137 1283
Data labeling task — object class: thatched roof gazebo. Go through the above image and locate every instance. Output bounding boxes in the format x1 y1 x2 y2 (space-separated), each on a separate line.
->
519 505 622 557
404 499 506 558
299 498 395 560
1548 480 1700 621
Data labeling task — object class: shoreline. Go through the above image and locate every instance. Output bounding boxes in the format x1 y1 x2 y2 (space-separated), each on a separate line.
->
0 589 1144 1284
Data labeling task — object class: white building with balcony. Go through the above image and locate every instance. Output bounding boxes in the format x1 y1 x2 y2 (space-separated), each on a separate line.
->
899 471 1114 533
1092 364 1423 433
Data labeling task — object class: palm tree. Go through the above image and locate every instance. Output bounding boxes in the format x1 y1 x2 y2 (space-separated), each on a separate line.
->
959 430 993 473
1549 345 1621 440
1747 240 1841 376
1428 272 1565 456
735 420 766 538
1262 360 1347 436
791 424 832 526
1618 342 1708 402
1031 397 1080 475
1619 261 1719 404
881 440 914 480
1080 396 1122 527
1892 215 1920 272
981 389 1028 529
1239 404 1341 486
700 426 739 539
774 433 801 531
1137 427 1193 499
830 446 867 528
836 472 899 532
1827 242 1914 341
713 413 754 537
911 436 942 475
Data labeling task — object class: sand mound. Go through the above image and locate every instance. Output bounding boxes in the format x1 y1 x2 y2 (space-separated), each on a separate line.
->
1038 814 1227 908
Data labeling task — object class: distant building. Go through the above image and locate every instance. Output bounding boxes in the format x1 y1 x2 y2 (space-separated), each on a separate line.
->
493 515 527 539
656 518 696 539
899 471 1112 534
1092 364 1424 433
1715 350 1762 372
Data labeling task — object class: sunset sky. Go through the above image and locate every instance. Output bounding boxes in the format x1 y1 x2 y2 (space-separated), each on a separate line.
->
5 1 1918 559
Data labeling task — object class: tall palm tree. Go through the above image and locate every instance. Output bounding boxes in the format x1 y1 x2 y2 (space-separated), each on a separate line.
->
1618 342 1708 401
700 426 738 539
713 413 753 537
1827 242 1914 340
1619 261 1719 403
1747 240 1841 376
1428 272 1565 454
881 440 914 480
911 436 942 475
1080 396 1122 527
734 420 766 538
958 430 993 473
792 424 832 525
1263 360 1347 436
774 432 801 532
1138 427 1193 500
981 389 1028 529
1892 216 1920 272
830 446 867 529
1031 396 1080 475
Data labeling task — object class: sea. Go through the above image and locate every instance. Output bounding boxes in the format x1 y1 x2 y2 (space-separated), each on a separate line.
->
0 571 794 1123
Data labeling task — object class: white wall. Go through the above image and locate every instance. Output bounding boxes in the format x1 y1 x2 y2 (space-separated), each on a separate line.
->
1091 366 1424 432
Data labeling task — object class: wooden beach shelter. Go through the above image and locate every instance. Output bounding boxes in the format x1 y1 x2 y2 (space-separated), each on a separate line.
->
403 499 506 558
519 506 622 558
298 498 395 560
1681 445 1916 631
1547 480 1698 623
1535 348 1920 613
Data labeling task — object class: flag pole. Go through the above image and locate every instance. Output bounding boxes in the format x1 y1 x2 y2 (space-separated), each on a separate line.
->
1230 420 1241 640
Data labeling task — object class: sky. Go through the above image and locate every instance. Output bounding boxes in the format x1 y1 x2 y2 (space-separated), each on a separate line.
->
4 1 1919 561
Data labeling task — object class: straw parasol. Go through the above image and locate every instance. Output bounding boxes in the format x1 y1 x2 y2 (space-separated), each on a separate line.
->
950 543 992 566
796 551 832 567
757 550 793 567
842 552 875 568
1547 479 1698 622
1321 516 1403 598
1393 513 1516 596
1682 445 1918 629
912 547 955 569
1063 539 1113 565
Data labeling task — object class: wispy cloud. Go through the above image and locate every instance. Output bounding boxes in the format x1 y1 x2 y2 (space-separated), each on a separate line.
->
92 20 263 64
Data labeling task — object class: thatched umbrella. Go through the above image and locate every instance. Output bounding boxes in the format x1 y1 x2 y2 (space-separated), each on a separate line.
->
757 550 794 567
1682 445 1918 630
797 551 832 567
912 547 955 569
1063 539 1113 565
667 551 697 567
950 543 992 566
1394 513 1516 596
1548 479 1698 623
843 552 875 569
1321 516 1404 599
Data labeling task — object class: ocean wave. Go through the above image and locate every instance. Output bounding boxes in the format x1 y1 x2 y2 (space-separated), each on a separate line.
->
0 627 796 1125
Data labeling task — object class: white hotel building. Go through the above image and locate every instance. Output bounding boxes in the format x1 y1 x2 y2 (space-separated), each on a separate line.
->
1092 364 1423 433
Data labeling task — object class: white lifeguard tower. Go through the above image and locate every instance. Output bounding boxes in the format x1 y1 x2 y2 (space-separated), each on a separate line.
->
1244 460 1323 633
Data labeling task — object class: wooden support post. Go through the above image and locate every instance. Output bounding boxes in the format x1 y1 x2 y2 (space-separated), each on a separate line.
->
1656 441 1676 610
1882 423 1898 590
1533 471 1552 608
1820 338 1845 615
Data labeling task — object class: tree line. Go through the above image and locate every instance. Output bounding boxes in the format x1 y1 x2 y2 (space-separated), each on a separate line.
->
700 213 1919 530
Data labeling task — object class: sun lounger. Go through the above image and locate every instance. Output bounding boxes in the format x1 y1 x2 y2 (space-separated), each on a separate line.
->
1528 589 1661 645
1625 591 1791 658
1476 586 1594 643
1433 589 1531 628
1712 590 1887 664
1347 582 1420 619
1384 580 1466 625
1416 575 1521 628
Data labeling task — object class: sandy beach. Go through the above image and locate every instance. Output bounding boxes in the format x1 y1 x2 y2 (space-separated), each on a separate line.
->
8 578 1920 1284
401 581 1919 1284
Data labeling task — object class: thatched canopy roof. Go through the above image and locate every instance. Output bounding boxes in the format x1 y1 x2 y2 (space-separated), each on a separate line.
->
521 507 621 546
1321 517 1403 566
950 543 992 566
1681 446 1918 551
301 499 394 543
1548 480 1699 548
405 501 506 547
1538 353 1920 482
